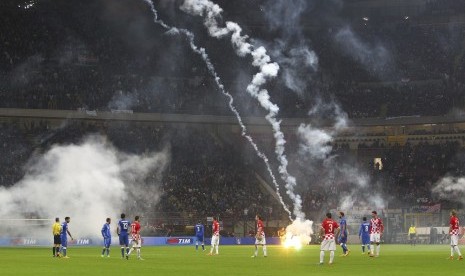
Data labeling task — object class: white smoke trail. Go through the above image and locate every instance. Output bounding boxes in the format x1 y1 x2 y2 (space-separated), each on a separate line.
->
141 0 293 218
180 0 304 220
0 135 168 239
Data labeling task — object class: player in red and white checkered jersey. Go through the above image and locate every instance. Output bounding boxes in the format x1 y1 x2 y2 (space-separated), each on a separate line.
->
319 212 340 265
127 216 143 260
252 215 267 258
208 216 220 256
449 210 463 260
369 211 384 257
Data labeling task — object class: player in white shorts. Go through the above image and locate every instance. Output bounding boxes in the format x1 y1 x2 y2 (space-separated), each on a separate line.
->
369 211 384 257
208 216 220 255
319 212 340 265
252 215 267 257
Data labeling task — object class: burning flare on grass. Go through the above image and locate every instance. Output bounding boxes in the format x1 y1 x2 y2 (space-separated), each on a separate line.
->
281 218 313 250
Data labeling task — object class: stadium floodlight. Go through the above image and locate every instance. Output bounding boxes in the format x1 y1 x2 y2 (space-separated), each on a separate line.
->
363 17 369 21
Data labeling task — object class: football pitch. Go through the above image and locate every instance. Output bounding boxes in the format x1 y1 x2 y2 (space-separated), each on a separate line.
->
0 244 463 275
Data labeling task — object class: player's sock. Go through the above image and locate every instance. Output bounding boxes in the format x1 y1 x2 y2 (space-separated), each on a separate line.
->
263 245 267 257
202 244 205 250
451 247 455 256
107 248 110 256
53 247 55 256
136 248 140 258
455 246 462 256
216 245 219 255
361 245 365 253
370 245 374 255
63 247 67 257
319 251 325 263
367 244 371 251
128 247 134 256
121 247 125 257
376 245 380 256
102 248 106 255
254 245 258 256
329 251 334 263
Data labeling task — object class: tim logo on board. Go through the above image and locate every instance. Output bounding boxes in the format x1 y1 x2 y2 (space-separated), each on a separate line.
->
11 238 37 245
166 238 193 245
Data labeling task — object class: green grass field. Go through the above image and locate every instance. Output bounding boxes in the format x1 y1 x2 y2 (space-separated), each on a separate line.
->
0 245 463 275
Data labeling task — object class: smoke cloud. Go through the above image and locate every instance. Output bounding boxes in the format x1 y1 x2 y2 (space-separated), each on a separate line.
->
333 26 393 79
432 176 465 203
0 135 169 239
337 165 385 210
108 90 139 110
261 0 318 95
296 98 386 211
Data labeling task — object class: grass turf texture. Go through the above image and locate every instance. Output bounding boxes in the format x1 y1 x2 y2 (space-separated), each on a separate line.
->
0 245 463 275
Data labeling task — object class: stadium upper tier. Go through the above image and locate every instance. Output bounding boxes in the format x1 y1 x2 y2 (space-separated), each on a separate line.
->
0 1 464 119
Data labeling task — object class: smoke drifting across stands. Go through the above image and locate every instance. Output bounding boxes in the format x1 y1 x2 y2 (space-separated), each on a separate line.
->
177 0 389 237
0 0 434 240
0 135 169 239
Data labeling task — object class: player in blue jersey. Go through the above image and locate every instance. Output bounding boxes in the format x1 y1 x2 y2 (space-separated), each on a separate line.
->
117 213 130 259
60 217 73 258
338 212 350 256
195 221 205 251
359 217 371 254
101 218 111 257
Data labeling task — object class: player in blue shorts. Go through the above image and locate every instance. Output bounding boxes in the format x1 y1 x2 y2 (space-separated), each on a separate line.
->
195 221 205 251
101 217 111 257
359 217 371 254
117 213 130 259
60 217 73 258
338 212 350 256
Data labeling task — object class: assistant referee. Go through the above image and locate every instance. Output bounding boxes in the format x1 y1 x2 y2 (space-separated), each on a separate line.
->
52 217 61 257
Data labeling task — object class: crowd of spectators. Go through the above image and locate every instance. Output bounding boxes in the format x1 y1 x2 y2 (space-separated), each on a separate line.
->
1 0 465 234
1 1 464 119
300 140 465 218
1 116 465 234
0 121 282 222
